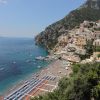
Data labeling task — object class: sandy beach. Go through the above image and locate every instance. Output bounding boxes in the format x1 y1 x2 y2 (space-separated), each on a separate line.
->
3 59 72 99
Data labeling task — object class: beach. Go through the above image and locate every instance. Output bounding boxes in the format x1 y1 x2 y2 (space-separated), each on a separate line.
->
3 59 72 100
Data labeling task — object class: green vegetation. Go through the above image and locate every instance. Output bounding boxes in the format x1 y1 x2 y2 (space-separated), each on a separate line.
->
94 46 100 52
31 62 100 100
97 54 100 58
85 39 94 56
78 39 94 60
94 28 100 31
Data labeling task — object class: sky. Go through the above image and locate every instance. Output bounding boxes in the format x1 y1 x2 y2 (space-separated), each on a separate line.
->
0 0 86 38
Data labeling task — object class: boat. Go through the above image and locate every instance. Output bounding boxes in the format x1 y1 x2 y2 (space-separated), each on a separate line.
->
30 54 32 57
38 66 41 68
26 60 31 63
35 56 45 60
0 68 4 71
12 61 16 64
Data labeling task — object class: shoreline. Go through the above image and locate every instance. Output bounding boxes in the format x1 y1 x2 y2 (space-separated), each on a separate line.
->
2 61 51 96
3 59 72 99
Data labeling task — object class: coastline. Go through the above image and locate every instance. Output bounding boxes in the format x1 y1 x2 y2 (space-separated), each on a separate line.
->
0 37 49 96
3 59 72 98
2 61 51 96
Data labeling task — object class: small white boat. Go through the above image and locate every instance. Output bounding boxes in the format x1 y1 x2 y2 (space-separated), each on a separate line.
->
30 54 32 57
13 61 16 64
0 68 4 71
34 62 36 64
37 66 41 68
35 56 45 60
26 60 31 63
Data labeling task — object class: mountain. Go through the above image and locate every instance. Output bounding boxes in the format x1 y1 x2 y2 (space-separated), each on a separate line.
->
35 0 100 50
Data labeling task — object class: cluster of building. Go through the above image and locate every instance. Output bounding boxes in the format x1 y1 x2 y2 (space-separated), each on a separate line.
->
51 20 100 63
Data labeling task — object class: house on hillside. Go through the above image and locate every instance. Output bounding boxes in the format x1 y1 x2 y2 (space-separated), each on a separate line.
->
93 39 100 46
74 36 86 49
95 20 100 29
93 31 100 39
75 48 86 55
58 35 68 46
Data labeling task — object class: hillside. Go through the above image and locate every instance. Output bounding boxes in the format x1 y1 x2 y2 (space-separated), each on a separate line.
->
35 0 100 50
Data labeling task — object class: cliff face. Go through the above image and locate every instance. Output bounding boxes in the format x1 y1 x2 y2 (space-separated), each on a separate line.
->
81 0 100 9
35 0 100 50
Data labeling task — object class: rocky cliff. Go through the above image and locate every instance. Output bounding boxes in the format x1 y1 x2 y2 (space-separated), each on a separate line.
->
81 0 100 9
35 0 100 50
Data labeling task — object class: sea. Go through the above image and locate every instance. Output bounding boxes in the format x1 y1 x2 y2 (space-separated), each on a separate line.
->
0 37 49 95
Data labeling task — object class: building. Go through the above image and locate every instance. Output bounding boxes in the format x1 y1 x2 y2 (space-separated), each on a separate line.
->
93 39 100 46
74 36 86 49
75 48 86 55
93 31 100 39
58 35 68 46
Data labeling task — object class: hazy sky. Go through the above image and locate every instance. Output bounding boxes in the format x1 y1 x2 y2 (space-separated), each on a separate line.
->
0 0 85 37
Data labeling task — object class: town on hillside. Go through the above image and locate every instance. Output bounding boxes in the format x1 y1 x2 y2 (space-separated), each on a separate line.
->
46 20 100 64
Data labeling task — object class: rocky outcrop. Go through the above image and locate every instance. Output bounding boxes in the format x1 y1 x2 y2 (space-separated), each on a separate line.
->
35 0 100 50
81 0 100 9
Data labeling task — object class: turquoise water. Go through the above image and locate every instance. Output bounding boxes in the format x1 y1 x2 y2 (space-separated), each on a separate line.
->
0 37 48 94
